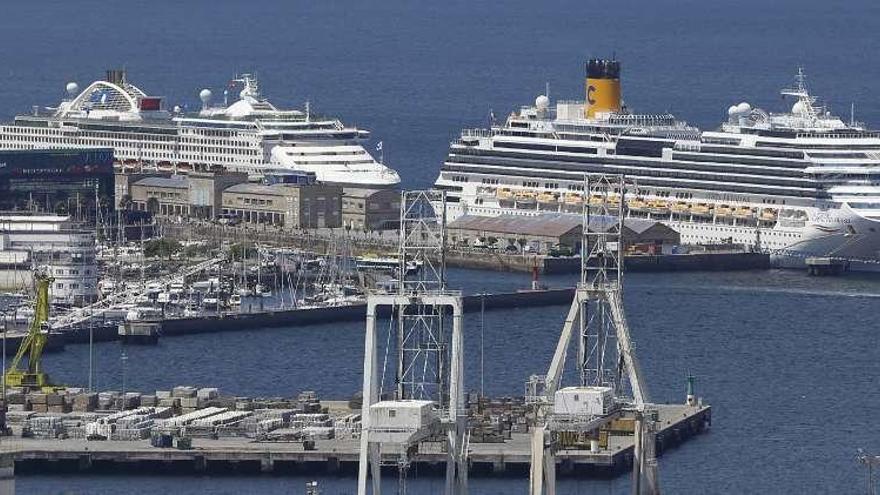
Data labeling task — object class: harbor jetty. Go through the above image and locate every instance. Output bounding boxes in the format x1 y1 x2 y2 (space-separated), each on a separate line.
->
1 288 576 353
0 386 710 478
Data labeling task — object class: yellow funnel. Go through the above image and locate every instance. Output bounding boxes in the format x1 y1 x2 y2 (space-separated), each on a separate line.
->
585 59 622 118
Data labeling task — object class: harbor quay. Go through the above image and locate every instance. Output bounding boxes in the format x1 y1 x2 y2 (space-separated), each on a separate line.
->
160 218 771 275
0 288 578 353
0 386 710 478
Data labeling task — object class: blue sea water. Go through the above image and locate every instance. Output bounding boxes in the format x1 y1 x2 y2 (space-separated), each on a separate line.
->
22 269 880 494
1 0 880 493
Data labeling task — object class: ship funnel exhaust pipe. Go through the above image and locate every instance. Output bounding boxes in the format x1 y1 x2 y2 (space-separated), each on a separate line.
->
105 69 126 86
585 59 621 118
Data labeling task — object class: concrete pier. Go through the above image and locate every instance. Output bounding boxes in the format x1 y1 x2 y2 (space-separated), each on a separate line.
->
4 404 709 478
0 453 13 495
805 256 849 276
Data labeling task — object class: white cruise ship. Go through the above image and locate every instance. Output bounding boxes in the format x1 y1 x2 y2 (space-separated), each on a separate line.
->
433 61 880 270
0 70 400 187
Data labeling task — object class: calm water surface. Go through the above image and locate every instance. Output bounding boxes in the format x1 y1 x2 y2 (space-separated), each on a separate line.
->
28 268 880 494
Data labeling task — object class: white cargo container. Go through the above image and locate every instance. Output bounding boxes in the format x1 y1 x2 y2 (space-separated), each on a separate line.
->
367 400 438 444
553 386 615 417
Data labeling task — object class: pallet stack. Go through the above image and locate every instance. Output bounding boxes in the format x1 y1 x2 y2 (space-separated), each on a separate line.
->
72 393 98 412
23 416 65 439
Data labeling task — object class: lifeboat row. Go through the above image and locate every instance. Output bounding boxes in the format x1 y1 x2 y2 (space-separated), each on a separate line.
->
114 159 196 172
494 188 779 222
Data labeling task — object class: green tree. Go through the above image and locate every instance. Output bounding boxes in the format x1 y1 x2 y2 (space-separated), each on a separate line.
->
228 243 256 260
144 238 182 260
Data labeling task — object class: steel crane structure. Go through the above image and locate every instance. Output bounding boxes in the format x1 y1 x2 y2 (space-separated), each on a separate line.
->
357 190 468 495
4 271 60 392
526 174 660 495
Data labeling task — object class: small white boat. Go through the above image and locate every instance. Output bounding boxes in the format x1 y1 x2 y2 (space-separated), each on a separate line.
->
228 294 242 307
125 306 163 322
192 277 220 293
202 293 220 309
178 304 199 318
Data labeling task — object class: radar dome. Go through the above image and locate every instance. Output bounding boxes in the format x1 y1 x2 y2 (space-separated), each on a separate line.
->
173 105 182 113
736 102 752 114
727 105 739 116
535 95 550 110
199 89 212 104
791 100 808 116
65 82 79 96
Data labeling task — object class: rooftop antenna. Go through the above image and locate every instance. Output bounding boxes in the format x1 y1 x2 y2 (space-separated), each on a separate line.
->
305 100 310 123
851 102 855 127
545 82 550 101
795 67 807 92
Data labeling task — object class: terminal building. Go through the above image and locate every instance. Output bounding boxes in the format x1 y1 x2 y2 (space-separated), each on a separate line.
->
0 214 98 306
341 188 401 231
0 148 113 217
221 182 342 229
122 170 344 229
447 213 680 254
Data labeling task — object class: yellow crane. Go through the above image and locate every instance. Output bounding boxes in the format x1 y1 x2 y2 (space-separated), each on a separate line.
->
4 271 60 392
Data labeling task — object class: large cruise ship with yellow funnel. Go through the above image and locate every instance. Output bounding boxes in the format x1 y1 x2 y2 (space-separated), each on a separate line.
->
432 60 880 270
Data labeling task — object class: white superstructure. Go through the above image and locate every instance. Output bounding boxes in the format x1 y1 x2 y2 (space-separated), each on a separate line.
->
0 71 400 188
433 64 880 270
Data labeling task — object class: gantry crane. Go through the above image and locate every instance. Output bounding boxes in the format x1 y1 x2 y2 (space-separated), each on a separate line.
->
357 190 468 495
527 174 659 495
4 271 61 392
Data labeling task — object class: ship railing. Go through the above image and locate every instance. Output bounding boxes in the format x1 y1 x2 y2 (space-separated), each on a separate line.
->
460 128 497 138
796 130 880 139
674 142 702 152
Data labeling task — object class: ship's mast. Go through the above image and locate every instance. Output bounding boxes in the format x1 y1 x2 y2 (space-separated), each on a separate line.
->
233 74 261 101
781 67 819 121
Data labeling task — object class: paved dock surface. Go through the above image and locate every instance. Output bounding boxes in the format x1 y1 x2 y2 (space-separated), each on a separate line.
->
1 404 710 477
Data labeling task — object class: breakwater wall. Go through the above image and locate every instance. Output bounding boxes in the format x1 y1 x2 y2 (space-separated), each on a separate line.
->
24 289 575 352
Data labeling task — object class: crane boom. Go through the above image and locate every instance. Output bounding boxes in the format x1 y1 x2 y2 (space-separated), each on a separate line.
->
5 271 58 392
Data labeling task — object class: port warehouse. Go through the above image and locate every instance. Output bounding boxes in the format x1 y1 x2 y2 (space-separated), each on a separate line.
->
448 213 680 254
115 169 401 231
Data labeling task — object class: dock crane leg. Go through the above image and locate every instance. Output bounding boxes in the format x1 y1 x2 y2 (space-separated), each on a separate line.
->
529 426 545 495
632 413 643 495
543 441 556 495
529 426 556 495
357 302 381 495
631 411 661 495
